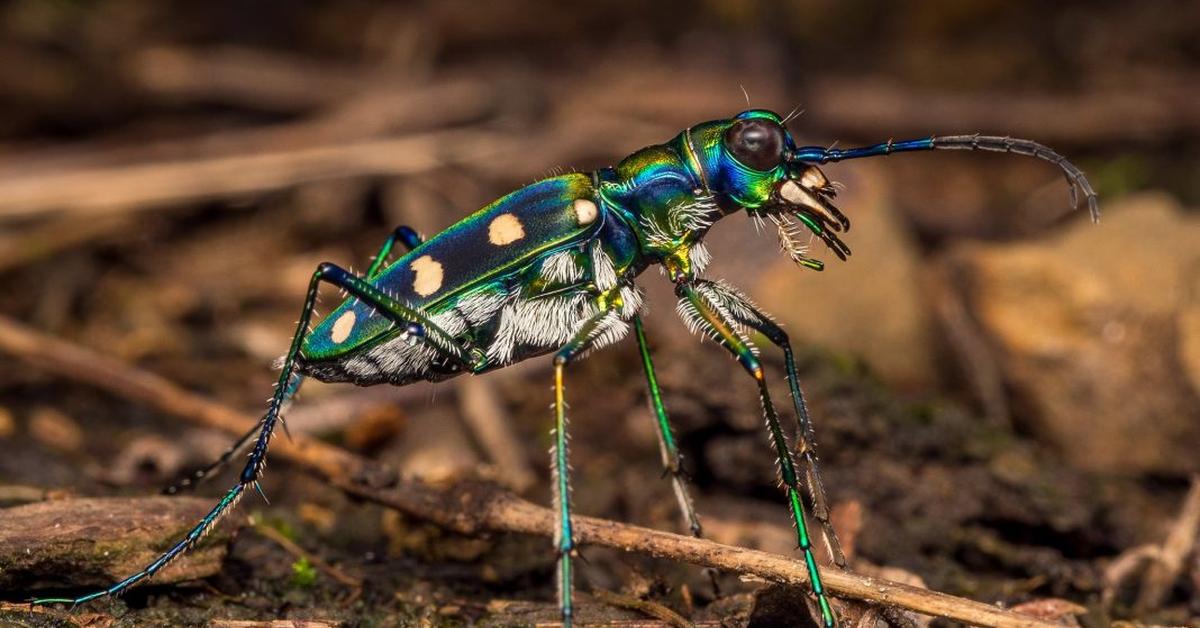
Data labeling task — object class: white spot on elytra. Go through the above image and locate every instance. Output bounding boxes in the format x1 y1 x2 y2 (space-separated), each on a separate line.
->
411 255 444 296
573 198 598 225
330 310 356 344
488 213 525 245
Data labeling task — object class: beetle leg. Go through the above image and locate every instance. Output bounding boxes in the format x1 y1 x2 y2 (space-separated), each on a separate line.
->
676 281 838 628
550 307 623 628
691 280 846 569
161 423 259 495
633 315 722 595
165 229 431 495
367 225 424 278
33 262 480 608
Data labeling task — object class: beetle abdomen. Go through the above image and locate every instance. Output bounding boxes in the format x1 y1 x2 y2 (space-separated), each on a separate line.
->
301 174 604 366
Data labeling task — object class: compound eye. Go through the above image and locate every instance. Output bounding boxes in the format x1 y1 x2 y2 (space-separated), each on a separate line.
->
724 119 785 171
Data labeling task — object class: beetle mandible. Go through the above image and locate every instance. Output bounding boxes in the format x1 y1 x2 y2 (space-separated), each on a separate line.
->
34 109 1099 627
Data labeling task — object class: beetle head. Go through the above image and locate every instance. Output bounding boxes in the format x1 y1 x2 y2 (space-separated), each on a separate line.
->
703 109 852 271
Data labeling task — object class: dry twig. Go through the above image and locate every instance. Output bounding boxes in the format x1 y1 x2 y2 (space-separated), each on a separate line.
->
457 376 537 492
1136 476 1200 611
588 587 692 628
1100 477 1200 612
0 131 506 221
0 314 1058 628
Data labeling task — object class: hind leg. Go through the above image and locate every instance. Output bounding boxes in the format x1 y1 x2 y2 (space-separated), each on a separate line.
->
689 280 845 568
164 226 430 496
367 225 423 278
35 262 479 607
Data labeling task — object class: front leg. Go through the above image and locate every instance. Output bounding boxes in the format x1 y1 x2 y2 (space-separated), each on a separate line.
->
633 316 702 538
633 315 723 595
676 281 838 628
689 279 845 568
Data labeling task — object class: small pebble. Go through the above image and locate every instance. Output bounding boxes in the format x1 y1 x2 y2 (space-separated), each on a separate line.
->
0 406 15 438
343 403 406 452
298 502 337 534
28 406 84 453
109 434 186 485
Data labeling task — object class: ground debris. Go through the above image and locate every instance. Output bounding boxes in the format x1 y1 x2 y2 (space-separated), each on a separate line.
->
940 193 1200 475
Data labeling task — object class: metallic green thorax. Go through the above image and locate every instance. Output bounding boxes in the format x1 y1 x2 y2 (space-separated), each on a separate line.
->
598 109 789 280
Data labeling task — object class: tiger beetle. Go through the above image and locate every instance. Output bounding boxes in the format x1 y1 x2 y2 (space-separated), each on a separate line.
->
32 109 1098 627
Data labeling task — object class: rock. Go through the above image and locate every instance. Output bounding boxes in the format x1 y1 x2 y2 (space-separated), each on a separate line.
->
1010 598 1087 625
105 434 187 486
0 406 14 438
941 192 1200 475
28 407 84 454
748 583 823 628
389 406 478 482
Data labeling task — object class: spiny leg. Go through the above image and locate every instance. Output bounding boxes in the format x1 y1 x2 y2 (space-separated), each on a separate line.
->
634 316 702 536
633 315 722 594
162 422 258 495
164 226 428 495
233 261 481 484
33 262 477 607
676 281 837 628
690 280 845 568
551 309 619 628
163 368 307 494
743 316 845 568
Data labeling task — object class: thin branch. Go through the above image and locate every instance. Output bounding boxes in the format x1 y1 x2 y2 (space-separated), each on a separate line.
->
0 314 1056 628
127 45 370 111
0 131 505 221
457 376 537 492
1136 475 1200 611
589 587 692 628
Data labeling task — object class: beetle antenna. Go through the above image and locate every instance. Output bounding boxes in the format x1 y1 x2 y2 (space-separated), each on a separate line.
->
789 135 1099 222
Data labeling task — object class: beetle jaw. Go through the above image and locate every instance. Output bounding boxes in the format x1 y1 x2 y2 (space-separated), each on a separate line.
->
746 165 854 270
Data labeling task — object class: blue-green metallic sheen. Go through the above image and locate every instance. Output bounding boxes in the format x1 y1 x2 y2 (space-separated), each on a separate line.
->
304 174 600 361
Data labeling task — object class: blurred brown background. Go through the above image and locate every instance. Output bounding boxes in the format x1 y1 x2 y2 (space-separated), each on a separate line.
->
1 1 1199 626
